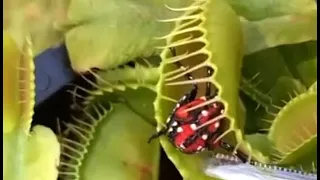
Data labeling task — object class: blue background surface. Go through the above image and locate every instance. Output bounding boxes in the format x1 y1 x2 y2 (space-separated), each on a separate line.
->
34 44 75 106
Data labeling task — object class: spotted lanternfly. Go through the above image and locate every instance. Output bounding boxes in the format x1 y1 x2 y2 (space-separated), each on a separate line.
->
148 48 249 162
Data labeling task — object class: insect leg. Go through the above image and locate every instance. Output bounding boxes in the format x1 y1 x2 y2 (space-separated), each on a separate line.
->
219 140 249 163
148 128 167 143
205 67 219 100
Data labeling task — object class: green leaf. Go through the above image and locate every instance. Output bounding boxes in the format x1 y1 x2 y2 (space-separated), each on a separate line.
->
268 91 317 170
227 0 316 21
62 0 194 72
241 12 317 54
226 0 317 54
24 0 64 55
64 0 191 24
4 0 64 56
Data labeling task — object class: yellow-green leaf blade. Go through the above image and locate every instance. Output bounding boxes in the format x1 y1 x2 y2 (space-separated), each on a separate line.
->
226 0 317 54
3 30 35 132
63 0 195 72
3 31 60 180
3 31 21 133
227 0 316 21
4 0 64 56
242 12 317 55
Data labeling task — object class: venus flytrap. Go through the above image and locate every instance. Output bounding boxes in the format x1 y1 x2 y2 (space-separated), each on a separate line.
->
58 88 160 180
3 31 60 180
57 1 317 179
268 91 317 171
152 0 269 179
6 0 313 179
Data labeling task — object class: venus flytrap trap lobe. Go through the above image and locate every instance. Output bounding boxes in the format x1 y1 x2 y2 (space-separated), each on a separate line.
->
93 63 160 92
58 102 111 179
4 31 60 180
267 90 317 171
3 32 35 133
58 61 160 180
3 1 316 180
67 60 161 108
153 0 269 179
239 73 318 173
239 61 317 171
4 31 35 180
58 90 160 180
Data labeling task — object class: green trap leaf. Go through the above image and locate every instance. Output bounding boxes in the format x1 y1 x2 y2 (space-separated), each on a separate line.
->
268 91 317 171
3 31 60 180
153 0 269 179
81 104 159 180
59 88 160 180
